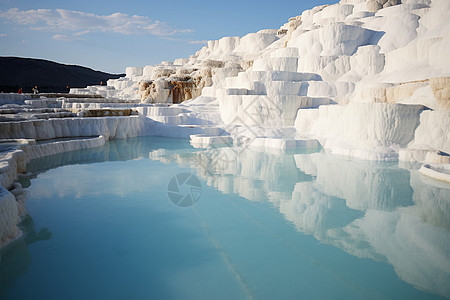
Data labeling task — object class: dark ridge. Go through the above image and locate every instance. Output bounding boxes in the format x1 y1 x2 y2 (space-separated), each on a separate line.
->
0 57 125 93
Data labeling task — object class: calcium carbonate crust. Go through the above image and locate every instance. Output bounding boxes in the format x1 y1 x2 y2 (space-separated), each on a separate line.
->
68 0 450 164
3 0 450 248
0 115 157 250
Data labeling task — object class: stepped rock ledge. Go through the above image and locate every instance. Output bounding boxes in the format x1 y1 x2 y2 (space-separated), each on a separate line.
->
1 0 450 248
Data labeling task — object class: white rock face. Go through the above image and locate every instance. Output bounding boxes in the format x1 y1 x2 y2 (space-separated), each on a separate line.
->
0 93 27 106
126 67 143 78
0 143 28 189
0 116 146 140
28 136 106 160
290 24 375 57
0 0 448 292
0 140 31 249
409 110 450 153
0 186 21 248
5 0 450 161
419 163 450 183
74 0 448 108
296 103 424 160
0 134 115 250
66 0 450 161
0 117 153 250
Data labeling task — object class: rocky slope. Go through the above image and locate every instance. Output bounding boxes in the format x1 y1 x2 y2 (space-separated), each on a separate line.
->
2 0 450 251
91 0 449 108
70 0 450 161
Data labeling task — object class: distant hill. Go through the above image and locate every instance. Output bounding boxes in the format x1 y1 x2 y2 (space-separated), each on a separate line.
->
0 57 125 93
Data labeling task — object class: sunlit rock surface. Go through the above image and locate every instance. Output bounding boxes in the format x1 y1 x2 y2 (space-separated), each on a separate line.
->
0 186 20 248
2 0 450 249
295 103 425 160
65 0 450 160
0 116 146 140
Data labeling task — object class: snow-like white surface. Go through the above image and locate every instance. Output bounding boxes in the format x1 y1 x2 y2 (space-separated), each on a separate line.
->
0 115 154 251
295 103 424 160
0 186 21 248
409 110 450 153
419 163 450 183
0 93 27 106
28 136 106 160
2 0 450 250
0 135 112 250
0 142 28 188
0 116 147 140
66 0 450 159
0 140 30 248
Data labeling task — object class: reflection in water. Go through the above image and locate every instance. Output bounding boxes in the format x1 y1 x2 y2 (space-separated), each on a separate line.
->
0 216 52 297
149 145 450 299
3 137 450 299
1 137 193 298
26 136 193 176
296 153 414 211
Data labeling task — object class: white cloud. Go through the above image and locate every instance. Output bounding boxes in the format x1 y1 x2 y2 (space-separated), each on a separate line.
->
0 8 192 39
52 34 80 42
162 37 208 45
189 40 207 45
0 33 6 37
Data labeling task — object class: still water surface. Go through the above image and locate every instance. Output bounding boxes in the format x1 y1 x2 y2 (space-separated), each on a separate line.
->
1 137 449 299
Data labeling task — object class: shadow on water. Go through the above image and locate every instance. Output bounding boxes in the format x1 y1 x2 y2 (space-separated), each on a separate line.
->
0 216 52 298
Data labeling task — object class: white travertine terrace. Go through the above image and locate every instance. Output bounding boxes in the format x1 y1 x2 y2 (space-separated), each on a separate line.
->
68 0 450 161
1 0 450 249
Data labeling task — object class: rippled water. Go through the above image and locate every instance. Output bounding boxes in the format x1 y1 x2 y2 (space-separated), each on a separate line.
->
1 136 449 299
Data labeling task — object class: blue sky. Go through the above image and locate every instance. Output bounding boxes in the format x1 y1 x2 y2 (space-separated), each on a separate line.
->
0 0 337 73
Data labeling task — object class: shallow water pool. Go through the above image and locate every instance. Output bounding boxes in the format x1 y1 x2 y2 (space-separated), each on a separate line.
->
1 136 449 299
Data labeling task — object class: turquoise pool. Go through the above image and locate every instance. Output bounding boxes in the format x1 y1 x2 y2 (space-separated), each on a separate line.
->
1 137 449 299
